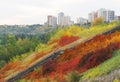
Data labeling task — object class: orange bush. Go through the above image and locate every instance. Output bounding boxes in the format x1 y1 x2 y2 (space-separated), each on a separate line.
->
58 35 79 46
56 57 81 74
0 61 20 76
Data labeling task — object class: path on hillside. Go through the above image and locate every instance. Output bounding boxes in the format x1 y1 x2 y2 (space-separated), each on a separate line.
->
6 26 120 82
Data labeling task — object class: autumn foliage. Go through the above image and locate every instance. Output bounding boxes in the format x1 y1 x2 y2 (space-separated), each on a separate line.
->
56 57 81 74
59 31 120 62
42 59 57 75
1 23 120 82
23 31 120 82
58 35 79 46
92 17 104 26
78 42 120 73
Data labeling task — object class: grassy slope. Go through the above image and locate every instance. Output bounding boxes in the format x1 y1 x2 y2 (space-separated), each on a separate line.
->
19 26 120 81
79 50 120 82
0 21 120 81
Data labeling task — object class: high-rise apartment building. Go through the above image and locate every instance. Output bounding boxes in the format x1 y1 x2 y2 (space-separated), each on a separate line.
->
58 12 64 26
97 8 106 21
106 10 115 22
63 16 71 26
88 12 97 22
88 8 115 23
47 15 57 27
58 12 74 26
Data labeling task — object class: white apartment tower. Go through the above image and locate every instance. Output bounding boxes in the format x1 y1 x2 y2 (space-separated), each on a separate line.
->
58 12 74 26
58 12 64 26
97 9 115 22
88 12 97 22
47 15 57 27
106 10 115 22
89 8 115 23
63 16 71 26
97 8 106 21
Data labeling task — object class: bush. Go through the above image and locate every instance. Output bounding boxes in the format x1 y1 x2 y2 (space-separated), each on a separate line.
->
113 78 120 82
66 71 80 82
0 60 6 68
58 35 79 46
92 17 104 26
80 50 120 80
42 59 57 75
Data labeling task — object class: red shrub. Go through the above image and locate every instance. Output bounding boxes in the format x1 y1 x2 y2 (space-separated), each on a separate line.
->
56 57 81 74
108 42 120 51
85 48 112 69
42 59 57 75
78 42 120 70
42 57 81 76
58 35 79 46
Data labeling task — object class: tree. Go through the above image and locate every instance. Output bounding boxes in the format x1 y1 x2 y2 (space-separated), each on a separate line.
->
0 60 6 68
92 17 104 26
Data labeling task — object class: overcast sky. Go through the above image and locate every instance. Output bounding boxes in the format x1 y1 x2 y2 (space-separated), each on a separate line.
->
0 0 120 25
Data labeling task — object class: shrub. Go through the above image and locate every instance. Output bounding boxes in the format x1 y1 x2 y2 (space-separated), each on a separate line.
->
57 57 81 74
0 60 6 68
42 59 57 75
80 50 120 80
65 71 80 82
113 78 120 82
92 17 104 26
58 35 79 46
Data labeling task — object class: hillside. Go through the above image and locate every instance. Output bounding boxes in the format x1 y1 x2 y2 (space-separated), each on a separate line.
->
0 21 120 82
21 31 120 82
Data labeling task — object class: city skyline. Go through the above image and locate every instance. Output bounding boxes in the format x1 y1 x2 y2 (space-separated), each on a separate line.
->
46 9 119 27
0 0 120 25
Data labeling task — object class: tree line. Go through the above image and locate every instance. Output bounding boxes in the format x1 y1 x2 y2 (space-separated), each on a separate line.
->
0 32 54 68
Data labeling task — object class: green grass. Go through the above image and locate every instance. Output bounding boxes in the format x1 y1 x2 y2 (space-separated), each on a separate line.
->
79 50 120 80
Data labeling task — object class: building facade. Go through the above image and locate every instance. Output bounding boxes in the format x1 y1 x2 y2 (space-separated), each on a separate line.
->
63 16 71 26
88 12 97 23
47 15 57 27
88 8 115 23
77 17 88 25
58 12 74 26
106 10 115 22
97 8 106 21
58 12 64 26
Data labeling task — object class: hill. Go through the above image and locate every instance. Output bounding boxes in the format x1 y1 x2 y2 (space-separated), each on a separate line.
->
0 21 120 82
21 31 120 82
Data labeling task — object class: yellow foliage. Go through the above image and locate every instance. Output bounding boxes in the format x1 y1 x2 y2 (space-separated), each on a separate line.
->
92 17 104 26
50 25 86 41
65 31 72 36
113 78 120 82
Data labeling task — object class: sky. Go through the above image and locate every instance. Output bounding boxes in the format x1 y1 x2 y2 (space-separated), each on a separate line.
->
0 0 120 25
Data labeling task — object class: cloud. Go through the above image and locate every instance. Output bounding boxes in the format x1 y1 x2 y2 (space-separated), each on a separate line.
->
0 1 59 24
